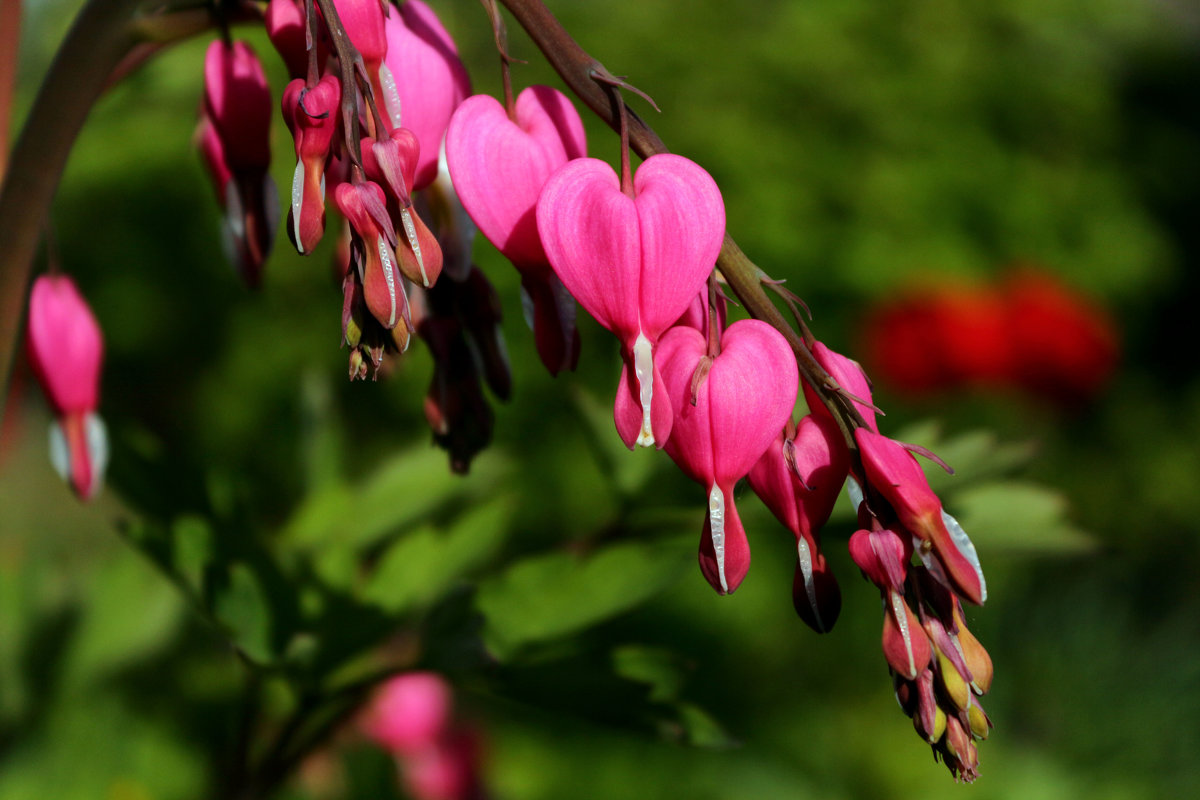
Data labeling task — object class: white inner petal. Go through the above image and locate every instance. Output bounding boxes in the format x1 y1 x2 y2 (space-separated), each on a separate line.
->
796 537 823 630
85 412 109 497
378 63 403 128
399 207 428 287
377 236 397 327
941 509 987 603
890 589 917 678
291 159 305 252
633 332 655 447
519 285 536 331
48 421 69 485
846 475 865 515
708 484 728 594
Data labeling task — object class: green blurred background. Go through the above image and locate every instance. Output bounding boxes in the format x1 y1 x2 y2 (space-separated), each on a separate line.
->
2 0 1198 797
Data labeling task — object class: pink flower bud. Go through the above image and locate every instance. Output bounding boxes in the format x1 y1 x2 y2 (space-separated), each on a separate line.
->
282 76 341 254
203 40 272 172
335 181 410 330
25 276 108 500
881 590 932 680
855 429 987 606
847 528 909 592
265 0 310 79
657 320 798 595
538 154 725 448
802 341 877 433
382 0 471 189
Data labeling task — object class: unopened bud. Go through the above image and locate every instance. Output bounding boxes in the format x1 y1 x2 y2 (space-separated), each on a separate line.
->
882 591 932 680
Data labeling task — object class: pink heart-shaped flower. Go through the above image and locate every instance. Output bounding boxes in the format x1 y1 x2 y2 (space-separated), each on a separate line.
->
538 153 724 446
446 86 586 269
382 0 471 190
747 413 847 631
657 319 798 594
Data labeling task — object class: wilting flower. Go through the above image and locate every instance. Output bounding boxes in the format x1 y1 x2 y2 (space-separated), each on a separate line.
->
538 153 725 448
657 319 797 594
25 275 108 501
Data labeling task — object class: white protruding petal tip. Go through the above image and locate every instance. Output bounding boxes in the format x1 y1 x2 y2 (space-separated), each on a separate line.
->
708 484 728 594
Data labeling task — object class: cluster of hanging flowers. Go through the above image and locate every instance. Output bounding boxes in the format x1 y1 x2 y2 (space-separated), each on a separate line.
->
21 0 995 781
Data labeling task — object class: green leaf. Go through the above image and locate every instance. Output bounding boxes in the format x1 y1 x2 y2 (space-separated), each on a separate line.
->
570 386 659 497
63 550 184 689
170 514 212 597
476 539 692 661
211 563 274 664
950 481 1095 554
283 446 507 552
362 496 513 614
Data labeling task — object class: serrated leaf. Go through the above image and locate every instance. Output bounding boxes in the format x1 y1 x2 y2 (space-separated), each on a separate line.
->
362 496 512 614
476 539 691 660
950 481 1095 554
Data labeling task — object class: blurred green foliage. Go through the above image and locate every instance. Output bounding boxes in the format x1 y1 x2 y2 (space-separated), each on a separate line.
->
2 0 1198 798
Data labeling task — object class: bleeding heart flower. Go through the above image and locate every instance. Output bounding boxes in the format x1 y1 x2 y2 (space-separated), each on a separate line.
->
538 153 725 447
264 0 310 79
25 276 108 501
657 319 797 595
747 413 847 631
335 180 410 331
282 75 340 254
382 0 471 190
200 39 277 286
446 86 587 375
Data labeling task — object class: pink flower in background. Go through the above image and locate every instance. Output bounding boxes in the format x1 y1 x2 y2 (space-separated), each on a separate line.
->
363 673 486 800
25 276 107 501
364 672 453 755
538 153 725 448
657 319 797 594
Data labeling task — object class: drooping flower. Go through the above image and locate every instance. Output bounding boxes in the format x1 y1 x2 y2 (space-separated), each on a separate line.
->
25 275 108 501
747 413 847 631
657 319 797 594
446 85 587 375
382 0 472 190
282 75 341 254
199 39 278 287
334 179 409 332
538 153 725 448
855 428 987 606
